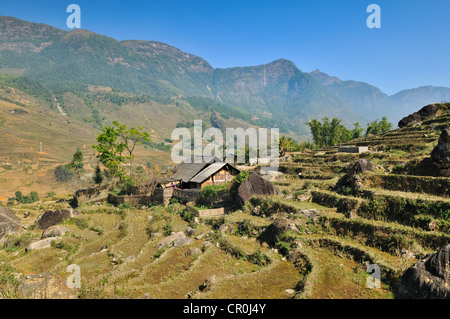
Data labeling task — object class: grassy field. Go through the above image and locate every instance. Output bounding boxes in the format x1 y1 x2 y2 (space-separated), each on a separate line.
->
0 94 449 299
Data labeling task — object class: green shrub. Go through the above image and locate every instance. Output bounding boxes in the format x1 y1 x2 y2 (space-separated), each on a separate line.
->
63 217 89 229
198 184 228 207
47 191 56 198
248 250 271 266
51 240 76 252
163 223 173 236
118 221 127 238
276 241 290 256
233 171 249 186
54 165 73 182
118 203 132 210
14 190 40 204
235 219 258 237
180 209 195 223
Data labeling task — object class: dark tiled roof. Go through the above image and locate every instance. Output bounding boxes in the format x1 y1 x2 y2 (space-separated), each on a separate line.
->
169 156 222 183
190 162 228 183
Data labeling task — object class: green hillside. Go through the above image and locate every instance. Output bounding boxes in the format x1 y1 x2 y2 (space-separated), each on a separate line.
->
1 15 449 137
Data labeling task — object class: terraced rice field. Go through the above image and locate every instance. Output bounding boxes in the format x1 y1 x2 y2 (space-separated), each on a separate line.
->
0 109 448 299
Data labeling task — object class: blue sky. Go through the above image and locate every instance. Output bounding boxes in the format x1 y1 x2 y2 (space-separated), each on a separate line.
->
1 0 449 95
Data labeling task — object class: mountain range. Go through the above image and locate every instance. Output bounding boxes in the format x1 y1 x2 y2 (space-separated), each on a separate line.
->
1 15 449 138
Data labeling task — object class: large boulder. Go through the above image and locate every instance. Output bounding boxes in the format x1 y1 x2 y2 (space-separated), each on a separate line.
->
398 103 444 128
345 159 375 175
335 159 374 196
397 244 450 299
257 217 300 246
157 231 186 248
35 208 81 230
236 172 282 207
431 128 450 177
42 225 69 238
19 273 76 299
0 206 21 239
26 237 60 251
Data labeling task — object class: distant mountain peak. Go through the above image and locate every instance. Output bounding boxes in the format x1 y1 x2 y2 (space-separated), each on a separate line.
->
309 69 342 85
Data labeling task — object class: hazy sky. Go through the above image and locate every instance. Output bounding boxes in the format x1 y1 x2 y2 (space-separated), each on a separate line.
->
1 0 449 95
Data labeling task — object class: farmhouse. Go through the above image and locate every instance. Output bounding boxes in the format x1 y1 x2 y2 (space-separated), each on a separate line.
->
169 156 240 189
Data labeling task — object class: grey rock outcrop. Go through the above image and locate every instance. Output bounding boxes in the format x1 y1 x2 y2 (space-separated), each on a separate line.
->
345 159 375 175
186 247 202 256
236 172 282 207
257 217 300 246
173 237 194 247
398 103 444 128
335 159 374 196
298 209 321 219
157 231 186 248
26 237 60 251
20 273 76 299
199 275 216 292
0 206 21 239
431 128 450 177
42 225 69 238
35 208 81 230
397 244 450 299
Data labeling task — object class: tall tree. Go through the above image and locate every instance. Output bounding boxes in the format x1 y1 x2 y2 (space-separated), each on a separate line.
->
92 121 151 180
278 135 295 156
352 123 363 139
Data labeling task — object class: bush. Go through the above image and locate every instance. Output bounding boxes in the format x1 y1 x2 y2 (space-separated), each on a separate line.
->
235 219 258 237
118 203 132 210
233 171 249 185
180 210 195 223
47 191 56 198
198 184 228 207
118 177 135 195
248 250 271 266
63 217 89 229
93 165 103 184
163 223 173 236
54 165 73 182
14 191 39 204
276 241 290 256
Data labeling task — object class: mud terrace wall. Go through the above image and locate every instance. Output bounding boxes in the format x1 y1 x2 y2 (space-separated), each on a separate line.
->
72 184 111 207
151 188 174 206
173 188 201 204
107 193 152 206
185 205 225 218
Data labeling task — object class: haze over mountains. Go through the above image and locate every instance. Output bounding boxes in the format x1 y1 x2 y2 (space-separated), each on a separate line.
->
0 15 449 137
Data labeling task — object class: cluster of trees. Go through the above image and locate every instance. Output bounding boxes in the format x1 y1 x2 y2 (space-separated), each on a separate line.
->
306 116 392 148
278 136 315 155
92 121 151 187
365 117 393 136
52 122 153 194
14 191 39 204
54 149 84 182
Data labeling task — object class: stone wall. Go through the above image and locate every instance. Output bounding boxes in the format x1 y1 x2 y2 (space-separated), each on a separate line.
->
185 205 226 218
338 146 369 154
151 188 174 206
107 193 152 206
151 187 234 208
172 188 200 204
71 184 111 208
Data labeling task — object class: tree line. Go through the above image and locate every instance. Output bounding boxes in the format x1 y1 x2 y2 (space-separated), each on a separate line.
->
306 116 392 148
